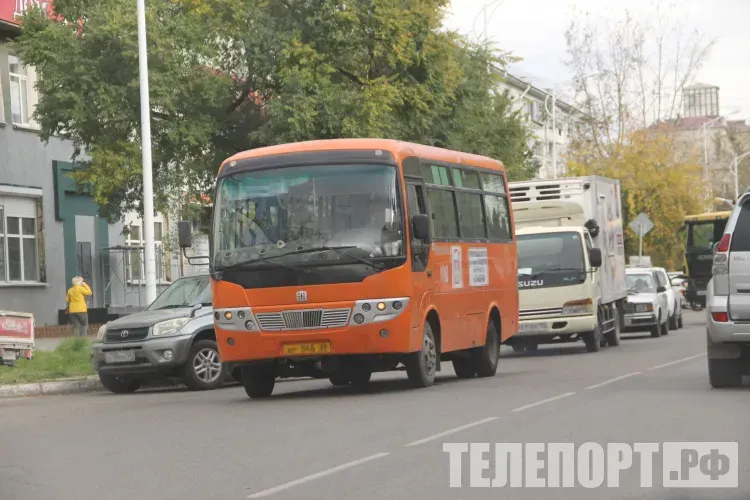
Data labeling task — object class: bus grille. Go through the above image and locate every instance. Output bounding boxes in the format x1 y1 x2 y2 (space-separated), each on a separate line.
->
519 307 563 318
255 308 352 331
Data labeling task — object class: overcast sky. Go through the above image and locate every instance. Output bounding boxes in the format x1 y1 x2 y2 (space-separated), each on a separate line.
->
445 0 750 121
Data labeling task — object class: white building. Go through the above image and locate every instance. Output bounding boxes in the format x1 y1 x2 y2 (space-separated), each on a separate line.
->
493 68 582 179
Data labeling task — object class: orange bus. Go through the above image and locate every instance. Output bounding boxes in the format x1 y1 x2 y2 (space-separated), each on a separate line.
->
189 139 518 398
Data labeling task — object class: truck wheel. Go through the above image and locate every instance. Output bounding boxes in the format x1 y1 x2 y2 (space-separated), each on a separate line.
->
474 320 501 377
98 373 142 394
605 307 621 347
584 324 602 352
406 322 437 388
181 340 228 391
329 372 350 386
708 358 743 388
452 357 476 378
241 367 276 398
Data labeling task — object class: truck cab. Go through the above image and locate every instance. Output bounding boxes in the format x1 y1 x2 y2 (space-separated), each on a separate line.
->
509 177 627 353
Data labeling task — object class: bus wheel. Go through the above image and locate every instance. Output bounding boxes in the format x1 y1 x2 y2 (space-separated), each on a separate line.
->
329 373 350 386
241 367 275 399
452 357 476 379
406 322 437 388
349 368 372 390
474 320 500 378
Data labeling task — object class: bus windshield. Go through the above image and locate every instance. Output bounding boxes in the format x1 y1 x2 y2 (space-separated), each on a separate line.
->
212 164 404 269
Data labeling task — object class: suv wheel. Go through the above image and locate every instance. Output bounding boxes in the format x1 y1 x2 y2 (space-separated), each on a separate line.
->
708 358 743 388
99 373 142 394
181 339 228 391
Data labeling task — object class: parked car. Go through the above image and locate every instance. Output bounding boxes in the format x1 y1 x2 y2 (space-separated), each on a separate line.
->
654 267 683 330
623 268 670 337
706 192 750 387
91 275 236 394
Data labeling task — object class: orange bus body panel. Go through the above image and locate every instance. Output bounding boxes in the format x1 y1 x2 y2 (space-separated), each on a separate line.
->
212 139 518 364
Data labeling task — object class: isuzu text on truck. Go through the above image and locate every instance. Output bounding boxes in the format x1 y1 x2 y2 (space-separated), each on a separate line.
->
507 176 627 352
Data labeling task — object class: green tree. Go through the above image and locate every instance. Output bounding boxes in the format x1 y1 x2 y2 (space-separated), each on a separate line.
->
15 0 533 217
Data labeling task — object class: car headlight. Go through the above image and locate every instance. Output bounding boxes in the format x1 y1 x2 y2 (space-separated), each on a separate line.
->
561 299 593 316
635 303 653 313
152 317 190 337
96 324 107 340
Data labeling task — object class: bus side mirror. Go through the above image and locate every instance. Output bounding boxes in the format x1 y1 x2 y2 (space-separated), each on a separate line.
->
588 248 602 268
178 221 193 249
412 214 430 242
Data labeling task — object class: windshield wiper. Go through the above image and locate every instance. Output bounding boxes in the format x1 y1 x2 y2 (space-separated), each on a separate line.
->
278 245 385 271
215 258 309 274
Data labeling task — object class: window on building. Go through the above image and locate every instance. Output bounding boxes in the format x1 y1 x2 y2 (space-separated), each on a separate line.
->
0 198 40 283
9 56 30 125
5 215 38 282
125 221 168 282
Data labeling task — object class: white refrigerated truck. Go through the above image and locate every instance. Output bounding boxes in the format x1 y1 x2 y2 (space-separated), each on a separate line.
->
0 310 34 365
508 176 627 352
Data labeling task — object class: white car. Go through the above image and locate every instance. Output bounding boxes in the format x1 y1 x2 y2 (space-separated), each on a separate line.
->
654 267 684 330
668 272 689 309
624 268 671 337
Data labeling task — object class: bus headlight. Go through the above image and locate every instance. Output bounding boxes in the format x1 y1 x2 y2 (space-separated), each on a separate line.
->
350 298 410 326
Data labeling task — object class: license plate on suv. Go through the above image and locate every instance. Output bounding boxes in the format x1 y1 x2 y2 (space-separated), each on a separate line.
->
105 351 136 364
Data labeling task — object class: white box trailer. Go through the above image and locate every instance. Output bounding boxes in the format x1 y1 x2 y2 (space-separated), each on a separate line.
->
508 176 627 351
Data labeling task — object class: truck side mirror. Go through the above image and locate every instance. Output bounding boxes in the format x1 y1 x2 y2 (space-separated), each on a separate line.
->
412 214 430 242
588 248 602 268
178 221 193 249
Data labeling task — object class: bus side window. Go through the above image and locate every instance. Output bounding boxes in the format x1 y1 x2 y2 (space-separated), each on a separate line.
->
406 183 429 271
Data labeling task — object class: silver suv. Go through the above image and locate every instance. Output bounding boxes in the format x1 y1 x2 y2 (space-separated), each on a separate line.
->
706 195 750 387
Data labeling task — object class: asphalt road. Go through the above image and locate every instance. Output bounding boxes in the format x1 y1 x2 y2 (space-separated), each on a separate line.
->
1 310 748 500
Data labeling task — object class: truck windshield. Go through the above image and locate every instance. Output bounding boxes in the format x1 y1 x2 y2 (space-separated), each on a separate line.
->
626 274 656 293
517 232 585 275
148 276 211 310
212 164 404 270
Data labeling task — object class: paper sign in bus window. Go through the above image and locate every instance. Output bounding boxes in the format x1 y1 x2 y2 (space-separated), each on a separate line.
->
451 246 463 288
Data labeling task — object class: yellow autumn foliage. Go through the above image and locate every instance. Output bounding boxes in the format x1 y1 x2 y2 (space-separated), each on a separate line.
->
568 129 706 270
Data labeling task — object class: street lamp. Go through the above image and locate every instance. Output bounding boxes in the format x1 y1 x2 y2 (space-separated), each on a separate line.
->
732 151 750 201
136 0 157 304
544 72 601 178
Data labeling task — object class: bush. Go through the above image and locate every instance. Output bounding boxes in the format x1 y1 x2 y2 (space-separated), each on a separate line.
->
0 338 95 385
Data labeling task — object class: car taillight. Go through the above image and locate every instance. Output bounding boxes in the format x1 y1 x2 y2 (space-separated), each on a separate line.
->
716 234 731 253
711 311 729 323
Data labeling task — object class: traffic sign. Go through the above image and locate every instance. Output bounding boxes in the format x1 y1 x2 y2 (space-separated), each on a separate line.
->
629 212 654 237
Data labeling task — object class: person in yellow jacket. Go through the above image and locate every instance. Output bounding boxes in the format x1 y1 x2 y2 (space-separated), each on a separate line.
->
66 276 92 337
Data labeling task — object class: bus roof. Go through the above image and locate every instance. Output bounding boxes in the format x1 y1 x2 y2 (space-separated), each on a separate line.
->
683 211 732 222
218 139 505 176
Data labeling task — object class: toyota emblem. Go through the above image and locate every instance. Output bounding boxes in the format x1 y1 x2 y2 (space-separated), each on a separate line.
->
120 330 129 338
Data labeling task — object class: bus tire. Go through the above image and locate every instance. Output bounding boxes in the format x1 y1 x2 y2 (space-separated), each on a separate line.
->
452 357 476 379
406 322 437 388
241 367 275 399
329 373 350 386
474 321 500 378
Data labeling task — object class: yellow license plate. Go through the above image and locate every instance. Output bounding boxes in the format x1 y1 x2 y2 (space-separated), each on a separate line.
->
282 342 331 356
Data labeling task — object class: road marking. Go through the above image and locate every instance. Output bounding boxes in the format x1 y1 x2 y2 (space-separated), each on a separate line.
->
585 372 642 390
648 353 706 371
511 392 575 412
247 453 390 498
405 417 498 447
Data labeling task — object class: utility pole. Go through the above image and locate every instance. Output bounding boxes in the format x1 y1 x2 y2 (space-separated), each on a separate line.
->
551 88 557 179
136 0 157 304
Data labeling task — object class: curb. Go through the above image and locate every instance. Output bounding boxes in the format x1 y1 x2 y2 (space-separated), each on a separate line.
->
0 376 103 399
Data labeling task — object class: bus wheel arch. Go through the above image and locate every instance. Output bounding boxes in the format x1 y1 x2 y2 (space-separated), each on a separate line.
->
488 306 502 342
424 309 442 371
